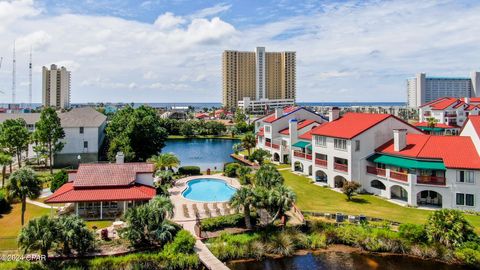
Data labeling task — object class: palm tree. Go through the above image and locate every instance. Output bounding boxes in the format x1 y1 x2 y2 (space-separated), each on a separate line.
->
237 165 253 185
0 152 12 188
241 132 256 156
6 167 42 225
18 215 57 259
148 153 180 171
267 185 296 226
255 164 284 189
230 186 256 229
56 215 95 255
426 117 439 129
149 195 174 219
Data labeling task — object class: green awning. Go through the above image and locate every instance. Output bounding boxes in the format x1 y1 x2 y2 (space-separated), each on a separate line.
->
307 145 312 150
292 141 310 148
367 154 446 170
417 127 445 132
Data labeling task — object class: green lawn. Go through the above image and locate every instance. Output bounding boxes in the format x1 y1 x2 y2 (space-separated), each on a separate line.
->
0 203 52 251
281 170 480 232
86 220 113 230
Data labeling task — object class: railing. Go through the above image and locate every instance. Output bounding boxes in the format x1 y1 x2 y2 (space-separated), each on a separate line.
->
293 151 306 159
416 175 446 186
315 158 327 167
265 141 271 147
445 113 457 117
306 154 312 160
366 166 386 176
390 171 408 182
334 163 348 172
272 143 280 150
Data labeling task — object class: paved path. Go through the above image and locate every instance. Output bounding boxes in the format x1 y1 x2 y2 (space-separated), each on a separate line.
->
26 198 60 209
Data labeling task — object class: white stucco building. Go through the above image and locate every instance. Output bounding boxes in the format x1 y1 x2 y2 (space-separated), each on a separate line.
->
238 97 295 114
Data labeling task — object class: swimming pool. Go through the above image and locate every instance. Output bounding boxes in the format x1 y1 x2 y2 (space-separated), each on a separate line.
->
182 178 237 202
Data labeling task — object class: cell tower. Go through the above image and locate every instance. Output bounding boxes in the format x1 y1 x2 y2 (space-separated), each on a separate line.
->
12 41 16 104
29 47 32 107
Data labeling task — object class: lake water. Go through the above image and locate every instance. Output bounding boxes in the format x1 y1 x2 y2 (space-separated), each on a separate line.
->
227 252 466 270
162 139 238 171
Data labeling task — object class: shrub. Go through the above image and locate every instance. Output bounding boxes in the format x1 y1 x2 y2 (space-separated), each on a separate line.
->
425 209 476 248
0 189 11 214
50 169 68 192
165 230 196 254
201 213 246 231
224 163 241 177
341 181 361 201
309 232 327 249
399 223 427 243
178 166 201 176
455 241 480 266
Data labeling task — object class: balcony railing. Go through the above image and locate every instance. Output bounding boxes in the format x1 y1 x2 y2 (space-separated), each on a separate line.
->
390 171 408 182
315 158 327 167
272 143 280 150
445 113 457 117
366 166 386 176
334 163 348 172
293 151 306 159
416 175 446 186
265 141 271 147
306 154 312 160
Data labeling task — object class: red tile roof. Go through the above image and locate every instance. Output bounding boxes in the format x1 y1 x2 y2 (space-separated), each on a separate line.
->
45 182 156 203
376 134 480 169
263 106 299 123
414 122 459 129
420 97 468 110
463 115 480 137
279 119 320 135
73 163 155 187
310 113 393 139
298 130 314 140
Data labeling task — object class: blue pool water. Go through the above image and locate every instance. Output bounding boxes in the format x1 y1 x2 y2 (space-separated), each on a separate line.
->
163 139 238 171
182 178 237 202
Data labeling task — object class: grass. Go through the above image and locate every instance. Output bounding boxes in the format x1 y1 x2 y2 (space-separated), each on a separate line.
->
281 169 480 232
0 202 52 251
168 135 241 140
86 220 113 230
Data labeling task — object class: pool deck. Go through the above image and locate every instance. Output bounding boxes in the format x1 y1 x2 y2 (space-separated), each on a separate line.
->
170 174 240 270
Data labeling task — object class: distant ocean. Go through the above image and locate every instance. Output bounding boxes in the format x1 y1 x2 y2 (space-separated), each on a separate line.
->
0 101 407 110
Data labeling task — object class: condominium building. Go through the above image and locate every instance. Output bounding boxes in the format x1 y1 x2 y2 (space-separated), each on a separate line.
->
42 64 71 109
222 47 296 109
238 97 295 114
407 72 480 108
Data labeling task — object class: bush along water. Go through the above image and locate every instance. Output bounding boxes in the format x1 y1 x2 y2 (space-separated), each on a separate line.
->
206 209 480 268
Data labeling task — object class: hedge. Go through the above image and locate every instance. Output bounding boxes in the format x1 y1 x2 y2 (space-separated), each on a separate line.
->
224 163 241 177
201 213 257 231
178 166 201 176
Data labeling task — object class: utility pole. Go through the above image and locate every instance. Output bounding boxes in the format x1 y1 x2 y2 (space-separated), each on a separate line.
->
12 41 16 104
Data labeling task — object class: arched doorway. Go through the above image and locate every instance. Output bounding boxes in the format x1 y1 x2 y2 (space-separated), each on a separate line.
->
370 180 386 190
417 190 442 207
334 175 347 188
391 185 408 202
308 165 312 176
315 170 327 183
273 153 280 162
294 161 303 172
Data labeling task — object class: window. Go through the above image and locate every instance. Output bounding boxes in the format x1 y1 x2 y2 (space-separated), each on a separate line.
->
83 141 88 148
265 126 271 133
354 140 360 152
79 127 84 134
457 193 475 206
334 139 347 150
457 171 475 183
315 136 326 147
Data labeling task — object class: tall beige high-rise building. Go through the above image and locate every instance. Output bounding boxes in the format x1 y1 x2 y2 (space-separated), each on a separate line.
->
222 47 296 109
42 64 71 109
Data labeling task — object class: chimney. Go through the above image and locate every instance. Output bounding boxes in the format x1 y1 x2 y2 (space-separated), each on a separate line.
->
116 152 125 164
328 107 340 122
393 129 407 152
289 119 298 146
465 97 470 104
275 108 283 118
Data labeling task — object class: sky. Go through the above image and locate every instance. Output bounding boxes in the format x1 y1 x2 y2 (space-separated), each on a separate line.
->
0 0 479 104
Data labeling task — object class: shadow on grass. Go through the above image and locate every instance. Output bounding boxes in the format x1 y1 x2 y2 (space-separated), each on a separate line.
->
346 197 370 204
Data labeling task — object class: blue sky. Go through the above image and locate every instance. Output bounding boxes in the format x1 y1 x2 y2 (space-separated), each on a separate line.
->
0 0 479 103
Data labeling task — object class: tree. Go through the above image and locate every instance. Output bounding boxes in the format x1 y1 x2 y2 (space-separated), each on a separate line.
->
241 132 256 156
179 121 196 137
426 117 439 129
236 165 253 185
230 186 256 229
1 119 30 168
255 164 284 189
248 149 271 165
6 167 41 225
0 152 12 188
155 170 174 186
232 143 242 155
50 169 68 192
148 153 180 171
425 209 476 248
341 181 361 201
106 106 168 162
34 108 65 173
56 215 95 255
205 121 226 136
18 215 57 259
266 185 296 226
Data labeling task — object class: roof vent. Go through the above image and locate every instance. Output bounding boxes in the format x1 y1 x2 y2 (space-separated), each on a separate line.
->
275 108 283 118
328 107 340 122
393 129 407 152
116 152 125 164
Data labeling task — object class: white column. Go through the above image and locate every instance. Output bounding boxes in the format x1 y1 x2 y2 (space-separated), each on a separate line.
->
123 201 127 213
100 202 103 219
75 203 78 216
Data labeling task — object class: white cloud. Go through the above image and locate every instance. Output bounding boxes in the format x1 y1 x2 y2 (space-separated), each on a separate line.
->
15 30 52 52
76 45 106 56
154 12 185 30
0 0 40 32
190 3 232 19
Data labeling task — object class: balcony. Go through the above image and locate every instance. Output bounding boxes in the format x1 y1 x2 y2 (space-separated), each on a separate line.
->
315 158 327 167
334 163 348 173
416 175 446 186
272 143 280 150
306 154 312 160
390 171 408 182
366 166 386 177
445 113 457 117
293 151 306 159
265 141 271 147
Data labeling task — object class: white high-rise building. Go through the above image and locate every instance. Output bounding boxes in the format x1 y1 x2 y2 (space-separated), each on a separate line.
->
42 64 71 109
255 47 266 100
407 72 480 108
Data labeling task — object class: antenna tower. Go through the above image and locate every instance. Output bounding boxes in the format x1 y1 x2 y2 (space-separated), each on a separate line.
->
12 41 16 104
29 47 32 107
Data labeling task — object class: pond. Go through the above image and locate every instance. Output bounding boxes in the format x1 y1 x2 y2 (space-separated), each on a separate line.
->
162 138 239 171
227 252 466 270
